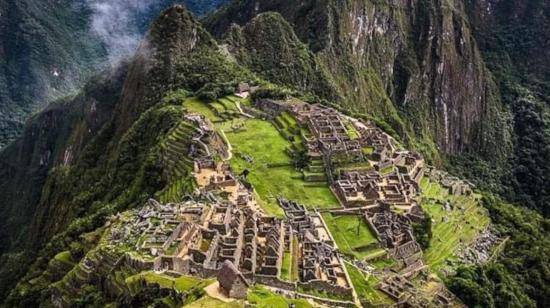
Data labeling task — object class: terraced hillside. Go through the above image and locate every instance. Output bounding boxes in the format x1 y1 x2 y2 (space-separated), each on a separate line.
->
171 95 493 306
157 117 199 203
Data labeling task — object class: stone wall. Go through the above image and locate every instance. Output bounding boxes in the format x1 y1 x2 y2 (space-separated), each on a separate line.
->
254 275 296 291
294 293 356 308
124 254 156 271
298 280 353 297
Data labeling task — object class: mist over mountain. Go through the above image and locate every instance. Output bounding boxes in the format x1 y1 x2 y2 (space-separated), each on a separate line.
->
0 0 227 148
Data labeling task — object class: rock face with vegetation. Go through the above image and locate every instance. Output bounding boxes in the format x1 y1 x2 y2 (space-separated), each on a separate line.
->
0 1 549 307
205 0 511 161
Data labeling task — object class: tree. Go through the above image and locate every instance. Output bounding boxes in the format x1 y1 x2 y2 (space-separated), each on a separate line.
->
412 212 432 249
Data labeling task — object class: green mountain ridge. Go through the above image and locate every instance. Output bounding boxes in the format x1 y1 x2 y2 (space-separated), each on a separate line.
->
0 0 229 149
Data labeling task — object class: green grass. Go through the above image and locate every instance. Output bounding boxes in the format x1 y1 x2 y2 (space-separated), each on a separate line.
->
298 286 352 301
321 213 378 260
362 146 374 155
248 286 313 308
185 296 244 308
380 166 395 175
126 272 206 293
54 251 74 265
221 118 338 215
199 239 211 252
363 247 388 260
280 252 291 281
335 161 372 174
370 256 397 269
218 98 240 112
345 122 360 139
210 101 226 114
345 264 394 305
291 235 299 281
183 97 221 122
420 178 490 272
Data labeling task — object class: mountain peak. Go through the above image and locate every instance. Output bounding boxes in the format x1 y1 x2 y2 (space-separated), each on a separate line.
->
147 4 216 54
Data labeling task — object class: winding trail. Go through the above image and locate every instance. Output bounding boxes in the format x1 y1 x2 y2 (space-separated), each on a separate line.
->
219 130 233 161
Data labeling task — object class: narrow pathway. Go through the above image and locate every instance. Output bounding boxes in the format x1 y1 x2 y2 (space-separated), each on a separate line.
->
219 130 233 161
234 100 254 118
193 129 211 157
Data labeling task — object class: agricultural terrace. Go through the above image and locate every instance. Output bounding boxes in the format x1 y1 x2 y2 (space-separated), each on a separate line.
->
248 286 313 308
125 271 210 294
420 178 490 272
321 213 379 260
280 235 299 281
185 296 244 308
345 263 394 306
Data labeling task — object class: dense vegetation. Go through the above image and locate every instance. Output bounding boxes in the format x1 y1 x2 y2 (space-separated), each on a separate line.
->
412 212 432 250
448 0 550 217
447 196 550 307
0 0 229 148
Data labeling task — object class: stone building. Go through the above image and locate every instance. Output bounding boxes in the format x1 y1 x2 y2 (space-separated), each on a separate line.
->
217 260 250 299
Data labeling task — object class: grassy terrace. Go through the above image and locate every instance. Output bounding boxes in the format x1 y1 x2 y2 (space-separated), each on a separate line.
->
280 252 292 281
290 235 299 281
221 118 338 216
248 286 312 308
183 98 339 216
345 263 394 306
126 271 209 294
280 236 299 281
184 97 221 122
420 178 490 273
321 213 378 260
186 296 244 308
54 251 74 266
345 122 360 139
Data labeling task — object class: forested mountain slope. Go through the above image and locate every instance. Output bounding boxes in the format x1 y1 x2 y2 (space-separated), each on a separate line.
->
0 0 228 148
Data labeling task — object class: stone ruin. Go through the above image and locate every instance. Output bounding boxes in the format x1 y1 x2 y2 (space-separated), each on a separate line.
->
425 166 473 196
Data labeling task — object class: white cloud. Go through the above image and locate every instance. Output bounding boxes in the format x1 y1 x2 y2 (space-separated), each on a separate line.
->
87 0 161 64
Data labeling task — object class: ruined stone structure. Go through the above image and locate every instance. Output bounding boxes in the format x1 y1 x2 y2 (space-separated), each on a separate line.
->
425 166 473 196
104 98 472 305
217 260 250 299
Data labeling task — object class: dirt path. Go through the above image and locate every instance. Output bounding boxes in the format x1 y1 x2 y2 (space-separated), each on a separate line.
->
219 130 233 161
235 100 254 118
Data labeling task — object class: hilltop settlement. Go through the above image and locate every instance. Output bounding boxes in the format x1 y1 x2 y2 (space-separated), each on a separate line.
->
60 91 489 307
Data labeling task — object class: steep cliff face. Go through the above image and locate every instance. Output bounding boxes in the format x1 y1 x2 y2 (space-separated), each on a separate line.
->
206 0 512 161
466 0 550 82
455 0 550 215
0 64 127 254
